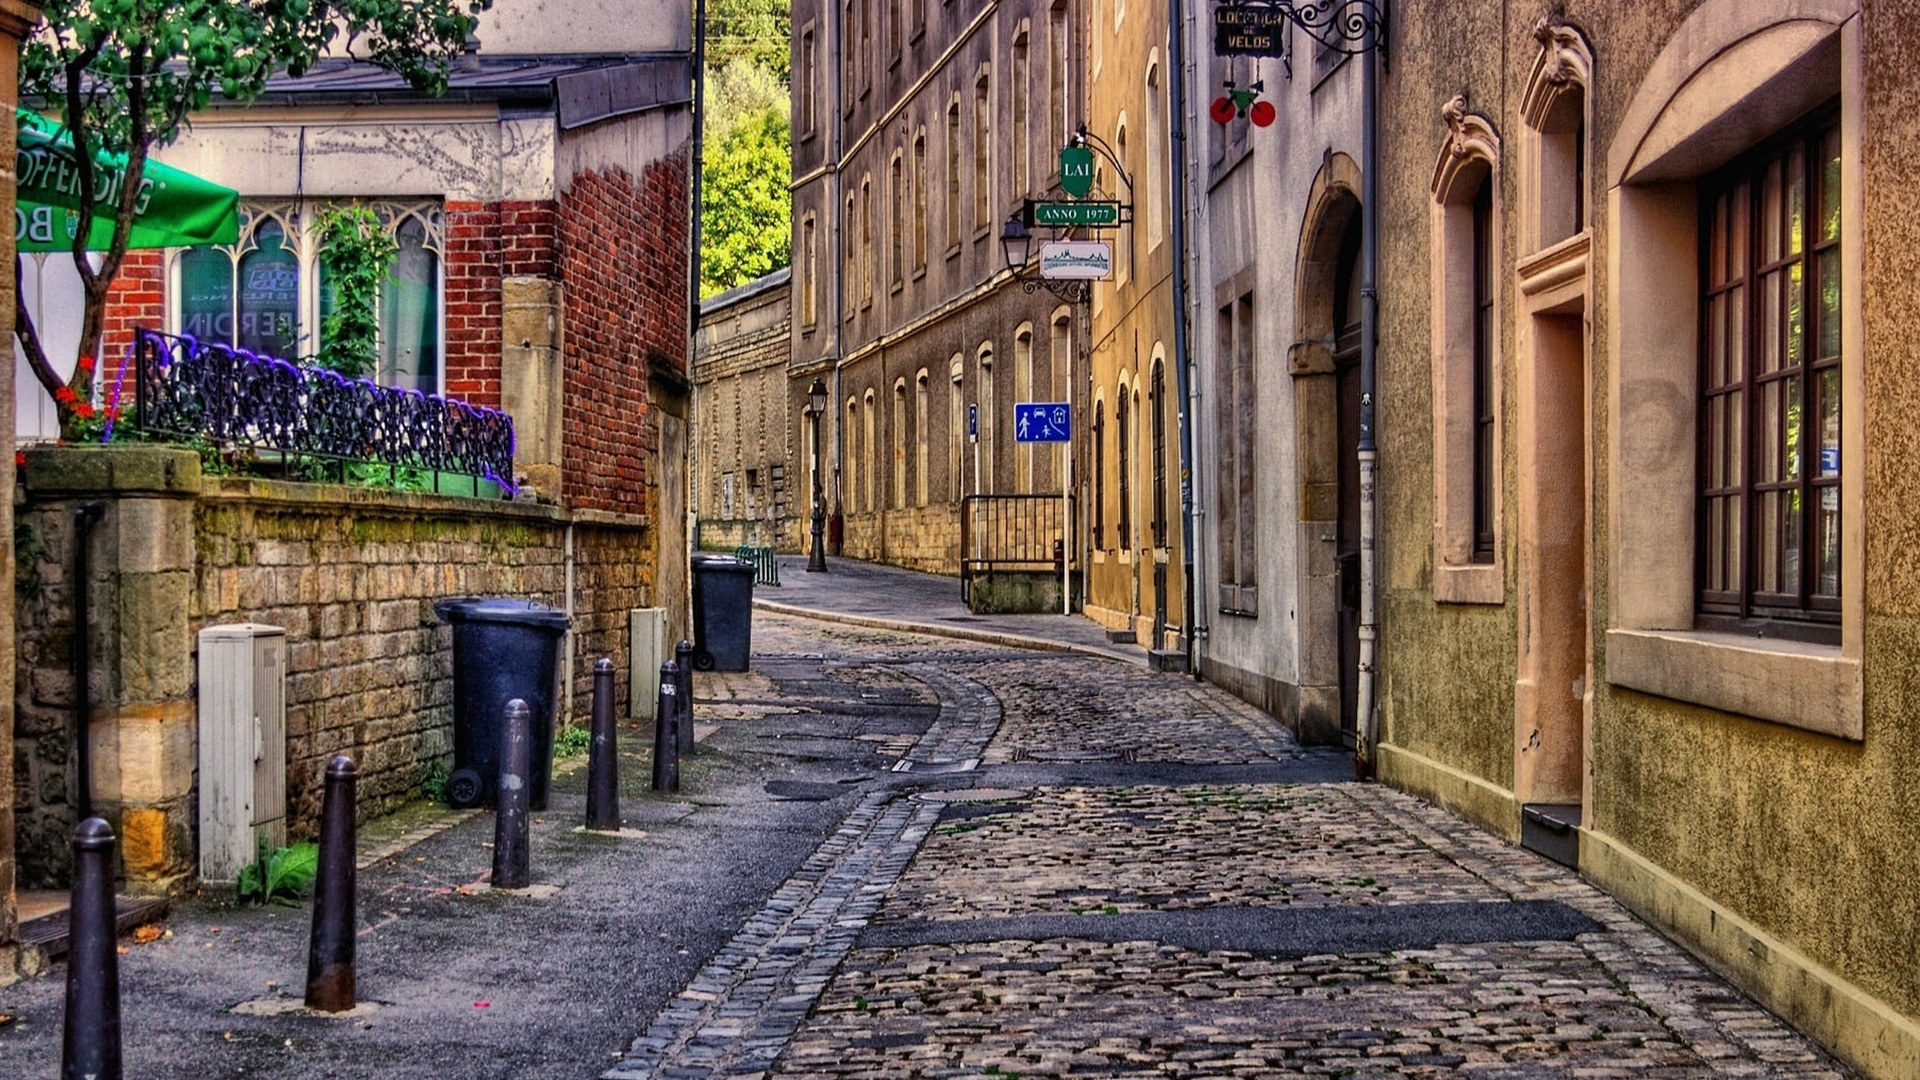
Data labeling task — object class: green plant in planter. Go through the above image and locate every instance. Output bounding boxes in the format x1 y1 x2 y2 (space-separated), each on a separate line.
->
314 206 398 379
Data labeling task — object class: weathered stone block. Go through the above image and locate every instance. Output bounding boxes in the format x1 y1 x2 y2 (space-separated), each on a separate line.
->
114 570 192 701
90 701 196 804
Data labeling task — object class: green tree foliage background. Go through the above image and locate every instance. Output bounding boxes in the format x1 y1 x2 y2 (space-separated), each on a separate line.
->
700 0 791 298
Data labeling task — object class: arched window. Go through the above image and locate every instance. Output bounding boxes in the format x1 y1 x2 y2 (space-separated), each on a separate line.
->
1114 119 1131 285
912 131 928 270
863 388 878 511
973 67 992 232
890 152 904 289
1116 380 1132 548
1430 95 1505 602
949 356 966 499
946 98 962 252
1093 397 1107 549
1146 58 1166 246
845 397 859 514
915 369 931 505
1013 324 1034 490
1150 354 1168 548
1012 24 1031 199
978 342 996 493
892 379 908 508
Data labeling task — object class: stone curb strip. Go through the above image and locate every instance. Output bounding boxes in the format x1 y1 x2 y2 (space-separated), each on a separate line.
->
603 667 1006 1078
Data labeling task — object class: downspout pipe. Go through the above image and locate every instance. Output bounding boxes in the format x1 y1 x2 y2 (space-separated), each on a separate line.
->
1167 0 1199 677
1355 23 1382 774
688 0 708 318
72 504 103 819
828 0 846 524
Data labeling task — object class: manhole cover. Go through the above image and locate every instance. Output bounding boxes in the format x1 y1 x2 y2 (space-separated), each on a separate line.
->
913 787 1032 804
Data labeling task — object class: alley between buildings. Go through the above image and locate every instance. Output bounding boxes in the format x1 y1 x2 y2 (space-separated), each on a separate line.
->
0 603 1854 1079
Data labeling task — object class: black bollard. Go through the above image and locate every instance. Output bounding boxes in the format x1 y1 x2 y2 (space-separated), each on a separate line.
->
62 817 121 1080
674 639 695 756
652 660 679 793
492 698 533 889
306 755 359 1012
585 658 620 831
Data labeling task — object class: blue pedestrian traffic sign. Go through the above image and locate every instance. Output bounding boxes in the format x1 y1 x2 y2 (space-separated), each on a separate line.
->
1014 402 1072 443
968 403 978 443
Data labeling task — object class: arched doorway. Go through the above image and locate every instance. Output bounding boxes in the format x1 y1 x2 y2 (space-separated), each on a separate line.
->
1290 157 1363 746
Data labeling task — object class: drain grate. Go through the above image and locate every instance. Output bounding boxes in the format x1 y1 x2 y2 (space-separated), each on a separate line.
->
911 787 1032 804
1013 748 1138 764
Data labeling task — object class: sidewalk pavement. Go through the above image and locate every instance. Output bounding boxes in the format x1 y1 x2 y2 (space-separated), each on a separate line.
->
752 554 1146 665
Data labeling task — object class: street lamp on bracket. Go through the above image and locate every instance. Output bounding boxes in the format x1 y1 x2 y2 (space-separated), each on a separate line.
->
999 215 1091 304
804 377 829 573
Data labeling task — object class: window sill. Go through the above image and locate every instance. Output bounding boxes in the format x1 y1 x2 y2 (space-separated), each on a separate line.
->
889 281 904 296
946 244 962 261
1435 562 1503 605
911 266 927 282
1605 627 1862 741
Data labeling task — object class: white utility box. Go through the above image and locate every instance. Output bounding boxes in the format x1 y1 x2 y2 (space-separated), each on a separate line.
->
197 623 288 882
630 607 669 720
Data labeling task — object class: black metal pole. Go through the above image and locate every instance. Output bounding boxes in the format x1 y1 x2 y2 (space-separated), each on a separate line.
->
674 640 695 756
585 659 620 832
808 406 827 571
71 504 102 820
492 699 533 889
62 817 121 1080
652 661 679 792
305 755 358 1012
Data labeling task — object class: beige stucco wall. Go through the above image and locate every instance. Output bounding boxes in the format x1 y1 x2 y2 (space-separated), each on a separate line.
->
1374 1 1920 1074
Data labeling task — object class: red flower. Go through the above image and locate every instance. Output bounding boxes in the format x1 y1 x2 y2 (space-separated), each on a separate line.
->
74 402 95 419
103 406 119 422
53 385 75 404
76 354 95 373
14 451 25 468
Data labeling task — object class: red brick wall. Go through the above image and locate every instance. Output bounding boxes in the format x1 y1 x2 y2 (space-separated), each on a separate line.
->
557 150 691 515
442 201 503 407
100 250 164 364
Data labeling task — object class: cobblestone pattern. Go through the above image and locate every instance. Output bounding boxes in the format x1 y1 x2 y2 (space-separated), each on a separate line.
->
604 648 1005 1079
779 934 1851 1079
975 656 1304 765
871 785 1503 924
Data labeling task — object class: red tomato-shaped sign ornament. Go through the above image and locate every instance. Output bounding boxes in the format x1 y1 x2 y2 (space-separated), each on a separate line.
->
1249 100 1277 128
1210 96 1237 126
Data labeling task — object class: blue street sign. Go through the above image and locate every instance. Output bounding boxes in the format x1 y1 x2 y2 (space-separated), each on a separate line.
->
1014 402 1072 443
968 403 978 443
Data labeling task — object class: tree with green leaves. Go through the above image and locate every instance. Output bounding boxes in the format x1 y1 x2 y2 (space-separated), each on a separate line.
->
701 106 791 298
17 0 490 437
705 0 789 82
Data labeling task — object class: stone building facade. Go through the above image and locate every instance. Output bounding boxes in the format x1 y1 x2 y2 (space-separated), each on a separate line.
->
1369 1 1920 1075
693 269 797 552
1081 0 1185 653
790 0 1086 576
1177 13 1368 744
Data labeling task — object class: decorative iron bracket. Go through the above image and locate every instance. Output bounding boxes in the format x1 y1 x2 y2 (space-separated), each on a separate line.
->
1215 0 1388 76
1019 277 1091 304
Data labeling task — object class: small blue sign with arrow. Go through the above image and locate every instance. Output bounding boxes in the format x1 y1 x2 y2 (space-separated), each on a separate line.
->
1014 402 1072 443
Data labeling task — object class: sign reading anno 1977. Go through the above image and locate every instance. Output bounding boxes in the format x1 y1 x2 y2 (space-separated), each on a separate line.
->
1214 3 1290 57
1030 200 1122 228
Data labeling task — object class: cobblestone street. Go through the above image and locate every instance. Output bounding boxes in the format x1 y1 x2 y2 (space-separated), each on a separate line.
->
609 611 1856 1079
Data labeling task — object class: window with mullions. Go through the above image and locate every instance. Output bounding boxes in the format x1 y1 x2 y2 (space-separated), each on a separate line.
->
175 201 444 393
1471 178 1495 563
1698 112 1842 635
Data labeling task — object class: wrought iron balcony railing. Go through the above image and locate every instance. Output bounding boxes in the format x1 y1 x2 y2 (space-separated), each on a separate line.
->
130 328 516 495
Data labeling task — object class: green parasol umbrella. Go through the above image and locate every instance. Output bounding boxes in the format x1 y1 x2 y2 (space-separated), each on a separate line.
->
13 109 239 253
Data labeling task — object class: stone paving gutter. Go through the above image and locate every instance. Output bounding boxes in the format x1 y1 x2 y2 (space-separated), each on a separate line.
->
603 634 1857 1080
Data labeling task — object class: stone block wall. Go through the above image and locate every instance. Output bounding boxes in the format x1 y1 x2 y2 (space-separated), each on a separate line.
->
13 446 650 892
693 270 797 555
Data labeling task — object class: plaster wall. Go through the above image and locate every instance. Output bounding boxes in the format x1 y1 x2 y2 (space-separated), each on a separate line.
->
1183 24 1364 739
1371 0 1920 1073
472 1 688 55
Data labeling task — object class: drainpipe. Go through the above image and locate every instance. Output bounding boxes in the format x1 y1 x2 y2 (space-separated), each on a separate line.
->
688 0 708 319
71 504 103 819
829 0 846 531
564 523 576 724
1355 26 1382 773
1167 0 1199 677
